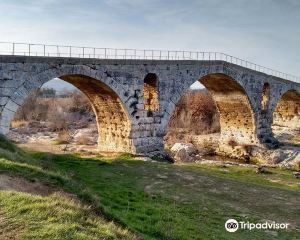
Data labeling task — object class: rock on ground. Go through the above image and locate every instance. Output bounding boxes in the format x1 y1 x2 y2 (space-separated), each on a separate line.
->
171 143 198 162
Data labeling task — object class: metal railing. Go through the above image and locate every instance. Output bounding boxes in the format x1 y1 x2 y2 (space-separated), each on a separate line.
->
0 41 299 83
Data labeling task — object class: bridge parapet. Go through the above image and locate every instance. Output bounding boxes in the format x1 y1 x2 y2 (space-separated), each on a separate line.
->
0 42 299 83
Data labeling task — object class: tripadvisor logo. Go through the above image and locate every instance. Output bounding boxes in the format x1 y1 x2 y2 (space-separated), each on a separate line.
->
225 219 289 232
225 219 239 232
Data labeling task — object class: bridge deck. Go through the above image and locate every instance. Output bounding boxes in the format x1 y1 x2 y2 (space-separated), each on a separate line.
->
0 42 299 83
0 55 298 86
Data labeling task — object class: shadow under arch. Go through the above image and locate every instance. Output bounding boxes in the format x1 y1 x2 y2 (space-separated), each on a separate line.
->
6 73 134 153
60 74 133 153
199 73 257 146
165 73 257 154
273 89 300 131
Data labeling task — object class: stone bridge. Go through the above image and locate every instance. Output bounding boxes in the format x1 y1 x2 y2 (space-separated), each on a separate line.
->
1 54 300 156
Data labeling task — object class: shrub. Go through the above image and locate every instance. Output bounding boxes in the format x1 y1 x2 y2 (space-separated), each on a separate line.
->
55 129 72 144
10 120 28 128
75 136 93 145
12 88 96 132
167 89 220 134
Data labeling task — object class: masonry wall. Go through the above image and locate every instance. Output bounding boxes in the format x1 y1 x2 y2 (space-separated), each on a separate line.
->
0 56 300 156
273 90 300 129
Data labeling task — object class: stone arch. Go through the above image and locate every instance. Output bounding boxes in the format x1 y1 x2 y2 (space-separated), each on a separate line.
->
199 73 257 146
273 89 300 130
143 73 159 112
163 72 257 151
61 75 133 153
2 67 135 153
261 82 270 111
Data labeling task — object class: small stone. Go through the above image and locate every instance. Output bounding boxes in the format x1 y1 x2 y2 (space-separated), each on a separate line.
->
256 165 268 174
171 143 198 155
174 148 193 162
293 171 300 179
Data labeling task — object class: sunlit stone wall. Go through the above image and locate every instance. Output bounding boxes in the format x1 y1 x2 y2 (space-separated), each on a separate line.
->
273 90 300 129
1 56 300 156
61 75 133 153
200 74 257 146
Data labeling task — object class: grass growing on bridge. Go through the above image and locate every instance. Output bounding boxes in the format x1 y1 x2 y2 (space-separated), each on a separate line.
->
0 135 299 239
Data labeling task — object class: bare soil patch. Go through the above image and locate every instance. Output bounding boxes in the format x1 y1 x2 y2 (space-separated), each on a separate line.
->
0 174 79 203
0 174 56 196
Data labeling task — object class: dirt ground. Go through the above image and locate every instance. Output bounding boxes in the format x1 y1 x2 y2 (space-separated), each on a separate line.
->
0 174 81 240
0 174 57 196
17 140 98 155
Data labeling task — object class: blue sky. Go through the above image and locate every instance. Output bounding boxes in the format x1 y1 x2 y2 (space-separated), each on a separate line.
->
0 0 299 90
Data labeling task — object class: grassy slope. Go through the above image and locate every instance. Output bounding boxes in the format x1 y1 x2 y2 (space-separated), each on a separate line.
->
0 192 135 240
0 135 299 239
0 136 137 240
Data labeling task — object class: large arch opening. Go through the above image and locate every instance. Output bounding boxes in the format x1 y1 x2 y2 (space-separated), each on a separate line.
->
8 74 133 154
165 73 256 161
272 89 300 145
200 74 256 146
165 87 220 150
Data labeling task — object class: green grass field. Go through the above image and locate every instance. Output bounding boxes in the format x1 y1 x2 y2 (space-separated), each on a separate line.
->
0 135 299 239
